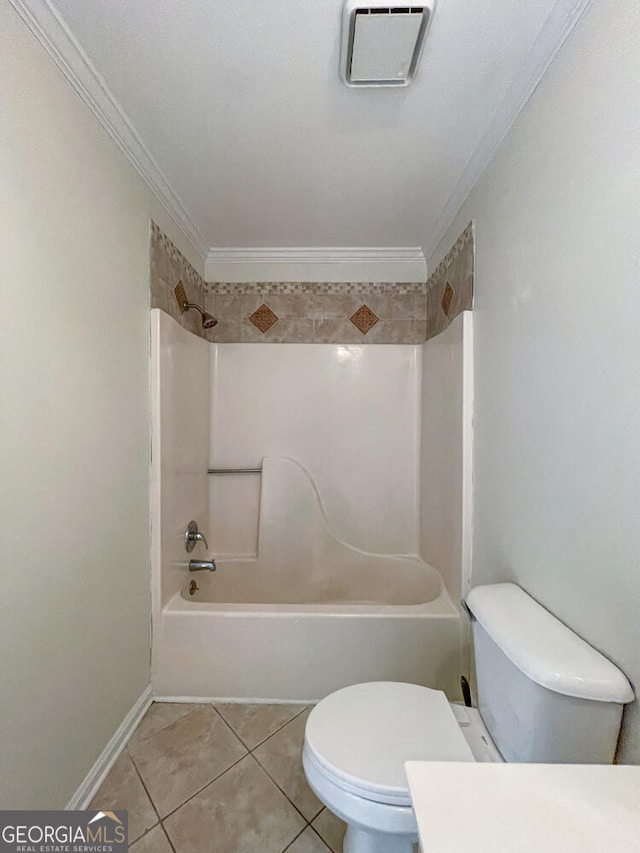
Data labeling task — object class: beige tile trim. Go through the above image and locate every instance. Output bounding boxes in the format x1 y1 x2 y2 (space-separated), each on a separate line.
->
425 222 474 342
150 222 213 342
426 222 474 290
205 281 427 295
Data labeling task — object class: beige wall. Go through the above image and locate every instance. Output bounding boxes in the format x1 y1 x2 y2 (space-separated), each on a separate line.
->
0 1 198 806
430 0 640 762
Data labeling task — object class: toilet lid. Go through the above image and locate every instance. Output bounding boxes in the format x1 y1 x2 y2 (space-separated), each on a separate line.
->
305 682 475 806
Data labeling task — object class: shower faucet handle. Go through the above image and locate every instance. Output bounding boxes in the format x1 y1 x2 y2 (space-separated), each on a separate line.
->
189 559 216 573
185 520 209 553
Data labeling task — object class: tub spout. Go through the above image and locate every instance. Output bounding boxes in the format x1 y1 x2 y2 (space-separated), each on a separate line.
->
189 559 216 572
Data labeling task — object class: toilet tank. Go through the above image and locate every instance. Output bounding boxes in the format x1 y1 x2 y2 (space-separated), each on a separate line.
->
466 584 634 764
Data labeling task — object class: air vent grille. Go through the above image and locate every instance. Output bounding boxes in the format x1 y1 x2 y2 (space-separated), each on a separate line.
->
354 7 426 15
341 1 435 87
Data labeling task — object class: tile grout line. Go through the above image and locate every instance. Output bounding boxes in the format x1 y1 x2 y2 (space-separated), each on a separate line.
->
280 824 311 852
212 702 310 752
127 704 225 823
127 702 250 824
159 752 249 823
247 704 311 751
133 703 202 745
246 709 325 827
213 705 320 830
305 823 334 852
210 704 253 752
124 747 163 844
132 820 177 853
159 821 178 853
249 748 322 827
281 816 334 853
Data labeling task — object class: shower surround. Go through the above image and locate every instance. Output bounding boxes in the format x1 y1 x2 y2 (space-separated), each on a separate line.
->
150 304 472 700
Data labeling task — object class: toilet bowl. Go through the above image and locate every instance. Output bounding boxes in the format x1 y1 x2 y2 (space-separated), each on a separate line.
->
303 681 482 853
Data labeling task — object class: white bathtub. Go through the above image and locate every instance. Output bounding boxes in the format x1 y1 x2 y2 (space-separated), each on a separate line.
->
152 458 465 700
152 558 463 701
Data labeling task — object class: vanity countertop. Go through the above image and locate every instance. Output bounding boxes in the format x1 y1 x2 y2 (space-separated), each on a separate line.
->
405 761 640 852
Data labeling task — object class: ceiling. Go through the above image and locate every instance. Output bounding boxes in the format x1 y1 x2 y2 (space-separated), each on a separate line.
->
17 0 588 275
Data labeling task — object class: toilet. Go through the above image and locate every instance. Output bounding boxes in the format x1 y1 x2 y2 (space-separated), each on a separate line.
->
303 583 634 853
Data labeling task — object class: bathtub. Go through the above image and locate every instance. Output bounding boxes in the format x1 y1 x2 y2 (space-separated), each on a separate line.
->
152 457 464 700
152 558 463 701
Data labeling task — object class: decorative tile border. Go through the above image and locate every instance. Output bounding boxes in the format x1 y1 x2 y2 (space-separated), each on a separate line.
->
204 281 426 295
425 223 474 341
150 222 473 344
206 290 426 343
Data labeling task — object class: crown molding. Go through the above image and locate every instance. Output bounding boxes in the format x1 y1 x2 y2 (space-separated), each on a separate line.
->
8 0 209 267
425 0 594 261
205 247 427 282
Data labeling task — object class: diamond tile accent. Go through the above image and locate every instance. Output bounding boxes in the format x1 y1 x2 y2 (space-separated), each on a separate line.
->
249 303 279 333
349 304 379 335
174 281 188 313
441 281 455 316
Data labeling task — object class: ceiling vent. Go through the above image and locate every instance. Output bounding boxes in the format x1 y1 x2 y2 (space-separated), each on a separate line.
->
340 1 435 87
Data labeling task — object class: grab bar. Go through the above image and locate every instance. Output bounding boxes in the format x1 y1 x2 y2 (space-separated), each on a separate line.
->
208 467 262 474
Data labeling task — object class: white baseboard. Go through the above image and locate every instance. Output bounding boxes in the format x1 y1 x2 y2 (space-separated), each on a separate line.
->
66 685 153 810
153 695 312 705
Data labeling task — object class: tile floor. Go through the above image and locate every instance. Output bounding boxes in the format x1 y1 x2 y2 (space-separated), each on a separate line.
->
90 702 346 852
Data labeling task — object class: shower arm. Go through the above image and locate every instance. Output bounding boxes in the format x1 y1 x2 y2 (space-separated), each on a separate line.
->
181 300 218 329
183 301 204 316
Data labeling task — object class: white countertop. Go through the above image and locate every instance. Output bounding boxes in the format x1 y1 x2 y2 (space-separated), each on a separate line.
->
405 762 640 853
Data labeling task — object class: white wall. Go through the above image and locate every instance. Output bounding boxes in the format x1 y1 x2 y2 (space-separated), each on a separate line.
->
419 313 473 600
209 344 421 557
430 0 640 762
0 1 200 806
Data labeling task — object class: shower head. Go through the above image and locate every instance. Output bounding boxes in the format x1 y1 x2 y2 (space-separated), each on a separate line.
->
201 311 218 330
183 301 218 329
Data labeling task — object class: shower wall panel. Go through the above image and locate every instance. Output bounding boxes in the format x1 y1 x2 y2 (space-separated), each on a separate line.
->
209 343 422 557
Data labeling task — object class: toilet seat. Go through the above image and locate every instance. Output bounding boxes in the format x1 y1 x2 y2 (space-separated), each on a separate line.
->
304 682 475 807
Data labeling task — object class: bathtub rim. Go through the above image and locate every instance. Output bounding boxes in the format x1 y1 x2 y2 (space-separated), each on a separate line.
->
163 582 460 619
